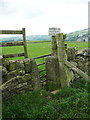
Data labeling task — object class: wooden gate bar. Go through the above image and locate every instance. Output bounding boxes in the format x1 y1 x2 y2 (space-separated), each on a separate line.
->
0 30 22 34
22 28 28 58
0 42 24 47
37 63 45 66
33 54 51 59
3 53 24 58
39 69 46 73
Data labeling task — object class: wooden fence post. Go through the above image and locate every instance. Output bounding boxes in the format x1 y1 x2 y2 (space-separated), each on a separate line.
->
22 28 28 58
56 33 68 88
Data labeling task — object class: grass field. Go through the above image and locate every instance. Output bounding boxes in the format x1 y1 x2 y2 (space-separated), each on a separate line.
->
2 41 88 60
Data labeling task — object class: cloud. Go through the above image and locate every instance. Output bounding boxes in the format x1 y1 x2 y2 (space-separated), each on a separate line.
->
0 0 88 35
0 0 48 18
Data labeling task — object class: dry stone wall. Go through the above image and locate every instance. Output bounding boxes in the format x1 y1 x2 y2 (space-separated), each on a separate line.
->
66 47 90 78
0 58 41 99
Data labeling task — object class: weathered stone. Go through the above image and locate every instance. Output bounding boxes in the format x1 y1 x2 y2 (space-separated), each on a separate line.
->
46 56 74 87
15 82 27 89
77 61 86 72
66 47 77 61
2 90 11 100
0 58 2 66
51 36 57 56
2 82 33 99
74 73 80 79
70 62 77 67
22 74 31 83
23 59 31 73
0 66 2 86
2 78 6 84
1 75 32 96
85 61 90 74
77 49 85 55
1 76 23 91
16 83 32 92
6 70 25 81
30 58 41 90
46 56 60 85
0 66 8 77
2 59 9 69
8 60 16 71
65 66 74 85
0 80 2 85
17 70 26 75
16 60 25 70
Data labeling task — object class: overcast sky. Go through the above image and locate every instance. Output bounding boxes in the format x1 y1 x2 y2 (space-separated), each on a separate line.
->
0 0 89 35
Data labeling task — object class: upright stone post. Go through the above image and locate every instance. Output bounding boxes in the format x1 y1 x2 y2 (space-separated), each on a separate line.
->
56 33 69 88
46 35 61 89
51 36 57 56
30 58 41 91
46 31 74 89
46 56 60 87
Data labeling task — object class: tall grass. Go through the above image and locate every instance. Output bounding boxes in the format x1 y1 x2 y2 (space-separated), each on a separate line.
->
2 78 90 119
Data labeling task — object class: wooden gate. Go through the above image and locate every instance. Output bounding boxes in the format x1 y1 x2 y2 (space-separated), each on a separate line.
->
0 28 28 58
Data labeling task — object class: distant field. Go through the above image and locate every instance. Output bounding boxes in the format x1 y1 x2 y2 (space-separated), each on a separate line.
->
2 41 88 60
66 41 88 50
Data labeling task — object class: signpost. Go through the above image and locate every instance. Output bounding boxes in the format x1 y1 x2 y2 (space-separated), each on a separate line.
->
49 27 61 56
49 27 61 36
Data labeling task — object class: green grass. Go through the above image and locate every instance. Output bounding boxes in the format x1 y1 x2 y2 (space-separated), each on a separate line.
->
2 78 90 119
2 41 88 60
2 41 52 60
66 41 88 50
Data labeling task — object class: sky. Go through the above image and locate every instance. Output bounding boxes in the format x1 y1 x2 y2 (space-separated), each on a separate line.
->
0 0 89 35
